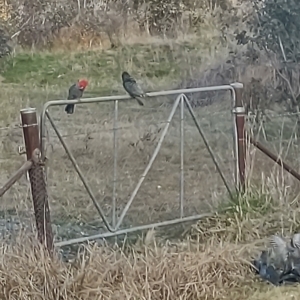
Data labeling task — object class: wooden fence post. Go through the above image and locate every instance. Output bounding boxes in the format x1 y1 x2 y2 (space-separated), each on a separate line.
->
231 83 246 191
20 108 53 253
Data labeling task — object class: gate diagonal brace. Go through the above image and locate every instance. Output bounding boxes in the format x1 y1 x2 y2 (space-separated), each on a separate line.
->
182 94 235 200
115 93 235 231
45 111 115 232
114 94 182 230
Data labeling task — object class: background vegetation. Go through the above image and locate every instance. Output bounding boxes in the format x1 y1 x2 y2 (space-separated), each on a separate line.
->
1 0 300 299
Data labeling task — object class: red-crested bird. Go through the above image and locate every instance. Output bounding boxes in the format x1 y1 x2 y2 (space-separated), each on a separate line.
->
65 79 88 114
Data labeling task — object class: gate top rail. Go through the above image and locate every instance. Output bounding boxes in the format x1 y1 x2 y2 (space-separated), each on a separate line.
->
41 84 241 111
40 82 243 160
39 83 243 155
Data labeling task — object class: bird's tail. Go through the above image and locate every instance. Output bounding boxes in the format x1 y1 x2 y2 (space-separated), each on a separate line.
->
135 97 144 106
65 104 75 114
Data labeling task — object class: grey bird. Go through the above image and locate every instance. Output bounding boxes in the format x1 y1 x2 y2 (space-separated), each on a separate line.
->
270 234 300 274
252 234 300 285
269 235 290 269
291 233 300 249
287 234 300 271
253 250 281 285
122 71 145 106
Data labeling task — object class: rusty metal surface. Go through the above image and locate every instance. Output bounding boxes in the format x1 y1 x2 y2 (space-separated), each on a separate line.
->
20 108 54 253
28 154 53 251
20 108 40 160
249 136 300 182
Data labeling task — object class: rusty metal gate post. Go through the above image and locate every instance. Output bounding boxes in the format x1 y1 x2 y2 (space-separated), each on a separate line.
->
231 83 246 191
20 108 54 253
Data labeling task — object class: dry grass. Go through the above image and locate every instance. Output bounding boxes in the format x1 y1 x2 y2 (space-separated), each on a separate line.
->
0 234 258 300
2 212 300 299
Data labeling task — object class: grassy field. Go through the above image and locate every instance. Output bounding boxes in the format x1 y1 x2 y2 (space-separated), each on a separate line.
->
1 32 300 299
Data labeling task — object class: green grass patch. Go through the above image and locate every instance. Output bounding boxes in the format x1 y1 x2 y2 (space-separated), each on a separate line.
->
222 189 273 216
0 43 189 89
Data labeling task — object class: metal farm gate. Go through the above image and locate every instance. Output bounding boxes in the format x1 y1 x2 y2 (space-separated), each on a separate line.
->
38 83 244 247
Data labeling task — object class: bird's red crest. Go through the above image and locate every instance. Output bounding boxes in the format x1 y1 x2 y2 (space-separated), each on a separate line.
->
78 79 88 90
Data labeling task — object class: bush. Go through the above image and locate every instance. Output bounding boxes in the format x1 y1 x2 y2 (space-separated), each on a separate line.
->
4 0 238 49
249 0 300 116
253 0 300 62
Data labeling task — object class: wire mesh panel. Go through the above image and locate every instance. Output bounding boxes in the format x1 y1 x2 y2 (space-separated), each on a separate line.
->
0 125 34 240
41 86 237 244
182 92 236 209
114 92 236 229
111 96 184 229
246 111 300 199
43 102 116 241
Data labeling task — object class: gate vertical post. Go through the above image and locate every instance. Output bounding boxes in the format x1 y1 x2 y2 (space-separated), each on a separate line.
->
231 83 246 191
20 108 54 254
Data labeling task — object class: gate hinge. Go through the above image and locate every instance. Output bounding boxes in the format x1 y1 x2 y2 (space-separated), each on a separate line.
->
18 146 26 155
232 107 246 114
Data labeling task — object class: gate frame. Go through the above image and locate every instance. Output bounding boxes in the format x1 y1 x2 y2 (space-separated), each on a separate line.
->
39 83 243 247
